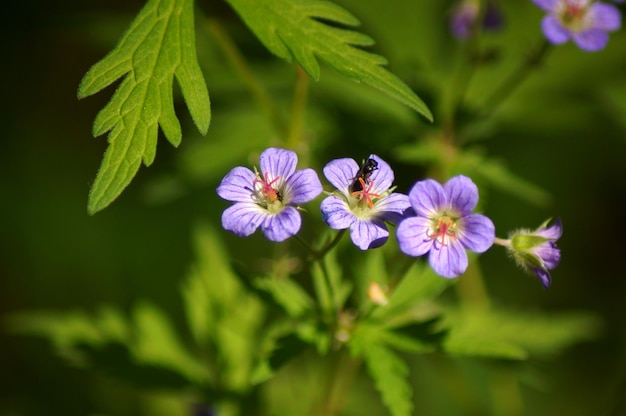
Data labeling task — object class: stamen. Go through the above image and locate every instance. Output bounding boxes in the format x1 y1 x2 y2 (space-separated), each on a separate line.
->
254 172 281 202
427 216 457 251
351 178 381 208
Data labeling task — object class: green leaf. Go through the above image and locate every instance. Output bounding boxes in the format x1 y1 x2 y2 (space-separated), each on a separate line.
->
224 0 432 121
250 332 310 384
6 304 209 389
132 301 211 384
382 318 447 354
442 307 602 360
372 261 453 321
181 224 265 391
461 153 551 207
394 140 550 207
75 342 194 390
254 275 315 318
78 0 211 214
6 309 114 356
311 257 352 317
363 344 413 416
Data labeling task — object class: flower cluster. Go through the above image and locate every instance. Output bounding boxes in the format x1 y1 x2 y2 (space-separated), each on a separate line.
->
217 148 560 285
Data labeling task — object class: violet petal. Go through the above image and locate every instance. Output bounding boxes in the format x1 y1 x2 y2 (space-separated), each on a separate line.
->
221 202 265 237
261 206 302 242
216 167 255 203
284 168 322 204
458 213 495 253
350 219 389 250
397 216 434 257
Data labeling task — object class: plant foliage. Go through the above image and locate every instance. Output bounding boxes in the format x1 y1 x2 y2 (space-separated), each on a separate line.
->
78 0 210 214
225 0 432 121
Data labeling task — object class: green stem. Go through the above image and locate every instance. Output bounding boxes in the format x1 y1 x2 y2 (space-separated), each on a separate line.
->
316 229 346 261
206 18 286 137
493 236 511 247
294 231 346 316
319 351 362 416
286 66 311 153
388 252 417 291
480 39 552 117
442 28 481 130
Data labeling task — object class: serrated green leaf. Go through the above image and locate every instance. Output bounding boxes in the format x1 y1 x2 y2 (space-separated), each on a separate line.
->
78 0 211 214
225 0 432 120
363 344 413 416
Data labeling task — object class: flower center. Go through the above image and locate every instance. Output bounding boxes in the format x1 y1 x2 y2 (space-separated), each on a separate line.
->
253 172 283 212
559 1 589 31
428 215 458 249
351 177 381 209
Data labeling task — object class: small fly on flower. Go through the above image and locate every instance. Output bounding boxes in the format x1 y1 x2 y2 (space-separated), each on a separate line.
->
350 158 379 192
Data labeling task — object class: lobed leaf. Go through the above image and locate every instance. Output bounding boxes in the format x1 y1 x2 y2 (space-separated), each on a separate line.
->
363 344 413 416
78 0 210 214
442 307 602 360
225 0 432 121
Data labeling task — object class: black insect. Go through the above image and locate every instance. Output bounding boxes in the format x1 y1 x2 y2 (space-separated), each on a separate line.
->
350 158 378 192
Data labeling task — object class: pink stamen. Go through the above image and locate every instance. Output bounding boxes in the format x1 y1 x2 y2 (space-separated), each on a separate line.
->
562 3 586 24
254 172 281 202
427 217 456 251
351 178 381 208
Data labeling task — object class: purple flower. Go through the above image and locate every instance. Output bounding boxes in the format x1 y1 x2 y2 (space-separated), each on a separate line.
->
506 218 562 288
450 0 503 39
216 148 322 242
396 175 495 278
533 0 621 51
320 155 411 250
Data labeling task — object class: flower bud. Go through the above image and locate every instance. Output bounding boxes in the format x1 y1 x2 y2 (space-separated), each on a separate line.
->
506 218 562 288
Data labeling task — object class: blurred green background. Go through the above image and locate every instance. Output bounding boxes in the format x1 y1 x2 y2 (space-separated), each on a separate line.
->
1 0 626 415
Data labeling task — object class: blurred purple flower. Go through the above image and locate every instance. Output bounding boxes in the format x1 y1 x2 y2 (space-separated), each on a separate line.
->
533 0 621 51
450 0 504 39
507 218 562 288
397 175 495 278
217 148 322 242
320 155 410 250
